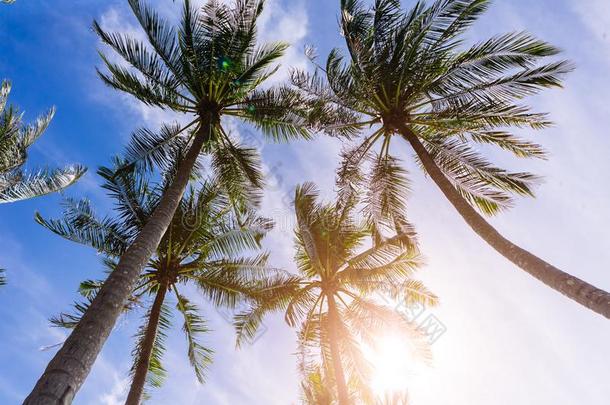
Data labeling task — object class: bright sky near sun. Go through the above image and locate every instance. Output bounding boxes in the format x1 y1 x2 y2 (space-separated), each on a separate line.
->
1 0 610 404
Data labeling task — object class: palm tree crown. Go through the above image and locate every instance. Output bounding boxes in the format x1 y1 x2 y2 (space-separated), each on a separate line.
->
0 80 85 204
297 0 569 215
96 0 309 182
37 161 275 400
236 183 437 404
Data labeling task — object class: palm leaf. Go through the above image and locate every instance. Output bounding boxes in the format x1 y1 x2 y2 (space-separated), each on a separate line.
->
175 292 213 383
0 166 85 204
130 301 172 390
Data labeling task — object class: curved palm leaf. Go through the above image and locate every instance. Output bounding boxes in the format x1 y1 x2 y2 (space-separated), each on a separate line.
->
175 291 213 383
0 80 85 204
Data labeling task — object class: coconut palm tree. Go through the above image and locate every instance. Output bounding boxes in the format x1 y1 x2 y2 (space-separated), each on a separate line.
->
24 1 310 401
0 80 85 204
37 161 276 404
292 0 610 319
235 183 437 405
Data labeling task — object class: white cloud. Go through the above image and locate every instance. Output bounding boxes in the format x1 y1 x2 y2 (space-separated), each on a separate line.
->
98 7 143 40
97 372 129 405
257 0 309 84
572 0 610 43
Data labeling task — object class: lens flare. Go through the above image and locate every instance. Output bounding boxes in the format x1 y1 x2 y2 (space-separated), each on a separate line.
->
217 56 232 71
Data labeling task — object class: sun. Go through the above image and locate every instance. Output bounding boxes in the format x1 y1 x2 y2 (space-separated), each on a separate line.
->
364 334 425 397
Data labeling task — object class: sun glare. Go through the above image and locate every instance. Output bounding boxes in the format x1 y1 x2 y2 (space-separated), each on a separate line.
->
365 334 425 397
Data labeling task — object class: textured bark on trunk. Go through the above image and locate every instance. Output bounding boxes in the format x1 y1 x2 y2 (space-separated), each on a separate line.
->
399 124 610 319
23 118 213 405
326 294 350 405
125 285 167 405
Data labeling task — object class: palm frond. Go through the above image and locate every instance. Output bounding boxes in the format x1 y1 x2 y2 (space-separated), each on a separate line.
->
119 122 197 174
97 53 187 111
50 300 92 329
469 130 546 158
35 198 130 256
0 80 84 203
98 161 156 231
0 165 86 204
130 302 172 390
211 129 264 206
419 135 539 215
126 0 184 81
339 251 423 294
234 272 303 347
93 20 189 104
233 86 311 142
397 278 439 308
364 153 411 239
50 277 136 328
175 292 213 383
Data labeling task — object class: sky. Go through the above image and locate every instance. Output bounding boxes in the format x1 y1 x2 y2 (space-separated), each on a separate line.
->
1 0 610 404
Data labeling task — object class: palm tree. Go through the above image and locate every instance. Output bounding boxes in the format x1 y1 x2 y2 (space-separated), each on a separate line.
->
0 80 85 204
293 0 610 318
24 1 310 401
235 183 437 405
37 161 276 404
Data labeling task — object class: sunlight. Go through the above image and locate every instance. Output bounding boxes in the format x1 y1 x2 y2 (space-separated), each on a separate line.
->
365 334 425 397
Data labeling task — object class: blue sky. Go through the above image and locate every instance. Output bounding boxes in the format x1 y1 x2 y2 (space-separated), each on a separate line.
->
1 0 610 404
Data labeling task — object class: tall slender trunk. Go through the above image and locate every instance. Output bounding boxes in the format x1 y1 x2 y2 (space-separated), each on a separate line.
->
326 294 350 405
399 123 610 319
24 117 213 405
125 285 167 405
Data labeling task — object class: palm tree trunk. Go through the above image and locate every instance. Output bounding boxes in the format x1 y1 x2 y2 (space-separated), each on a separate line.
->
125 285 167 405
326 294 350 405
23 117 213 405
399 123 610 319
